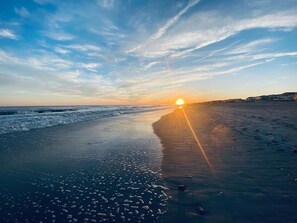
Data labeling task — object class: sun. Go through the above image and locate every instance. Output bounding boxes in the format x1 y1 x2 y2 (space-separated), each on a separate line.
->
176 98 185 106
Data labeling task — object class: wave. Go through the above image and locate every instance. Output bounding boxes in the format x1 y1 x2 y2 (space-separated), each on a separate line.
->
0 105 169 135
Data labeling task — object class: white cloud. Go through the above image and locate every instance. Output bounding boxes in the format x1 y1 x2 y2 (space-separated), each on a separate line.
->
127 9 297 58
14 7 30 17
0 50 74 71
45 31 75 41
27 55 73 70
250 52 297 60
81 63 101 72
226 38 276 54
89 23 126 46
152 0 200 40
115 48 297 99
0 50 115 98
142 61 160 70
98 0 115 9
65 44 101 52
0 29 17 40
82 63 101 69
54 47 70 54
127 0 201 54
220 51 297 62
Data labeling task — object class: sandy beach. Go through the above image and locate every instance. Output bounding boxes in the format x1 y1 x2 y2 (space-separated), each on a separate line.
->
153 102 297 223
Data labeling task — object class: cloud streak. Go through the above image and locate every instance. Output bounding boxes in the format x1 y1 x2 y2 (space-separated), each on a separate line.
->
152 0 200 41
15 7 30 17
0 29 17 40
45 31 75 41
127 8 297 58
127 0 201 54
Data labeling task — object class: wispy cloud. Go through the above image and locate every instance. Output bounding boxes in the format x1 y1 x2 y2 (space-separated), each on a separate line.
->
45 31 75 41
226 38 276 54
218 51 297 63
27 55 73 71
113 48 297 100
127 0 201 54
88 20 126 46
98 0 115 9
152 0 200 41
0 50 114 99
14 7 30 17
142 61 160 70
0 29 17 40
64 44 101 52
54 47 70 54
81 63 101 72
127 9 297 58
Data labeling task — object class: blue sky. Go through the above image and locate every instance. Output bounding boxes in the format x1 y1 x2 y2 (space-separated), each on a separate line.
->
0 0 296 105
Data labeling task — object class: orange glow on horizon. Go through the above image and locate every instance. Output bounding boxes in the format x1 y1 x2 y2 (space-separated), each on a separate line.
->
0 94 209 107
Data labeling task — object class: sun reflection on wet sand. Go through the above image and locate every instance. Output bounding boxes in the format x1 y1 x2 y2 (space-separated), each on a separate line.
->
181 107 215 175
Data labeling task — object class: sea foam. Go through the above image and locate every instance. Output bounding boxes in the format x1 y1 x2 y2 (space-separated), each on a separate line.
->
0 105 168 134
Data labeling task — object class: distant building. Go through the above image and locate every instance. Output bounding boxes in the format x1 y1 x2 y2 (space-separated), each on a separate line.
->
246 92 297 102
205 92 297 104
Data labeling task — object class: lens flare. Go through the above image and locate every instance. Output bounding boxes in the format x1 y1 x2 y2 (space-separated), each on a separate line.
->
181 108 215 175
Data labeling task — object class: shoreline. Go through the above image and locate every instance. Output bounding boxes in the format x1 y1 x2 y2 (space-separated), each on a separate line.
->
153 102 297 222
0 105 170 135
0 109 170 222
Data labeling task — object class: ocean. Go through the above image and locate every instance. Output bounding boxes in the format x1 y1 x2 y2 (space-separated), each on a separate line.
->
0 108 172 222
0 105 168 135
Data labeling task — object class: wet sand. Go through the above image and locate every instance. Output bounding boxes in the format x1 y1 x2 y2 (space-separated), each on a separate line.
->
0 109 171 222
153 102 297 223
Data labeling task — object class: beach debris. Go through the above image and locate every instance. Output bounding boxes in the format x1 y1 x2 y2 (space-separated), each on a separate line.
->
196 206 205 216
177 185 187 191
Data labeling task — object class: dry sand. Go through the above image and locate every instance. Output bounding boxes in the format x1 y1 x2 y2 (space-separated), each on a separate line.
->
153 102 297 223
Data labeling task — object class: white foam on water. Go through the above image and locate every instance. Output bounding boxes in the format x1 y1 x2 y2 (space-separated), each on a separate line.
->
0 105 169 134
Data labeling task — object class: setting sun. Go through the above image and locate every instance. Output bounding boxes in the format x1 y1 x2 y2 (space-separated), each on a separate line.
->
176 98 185 106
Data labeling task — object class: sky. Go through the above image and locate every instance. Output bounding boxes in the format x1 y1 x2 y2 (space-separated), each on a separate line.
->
0 0 296 106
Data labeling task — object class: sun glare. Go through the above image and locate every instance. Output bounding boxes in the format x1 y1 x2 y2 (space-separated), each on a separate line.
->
176 98 185 106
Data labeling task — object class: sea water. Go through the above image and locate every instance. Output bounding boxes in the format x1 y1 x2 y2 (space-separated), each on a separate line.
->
0 105 168 135
0 108 171 222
